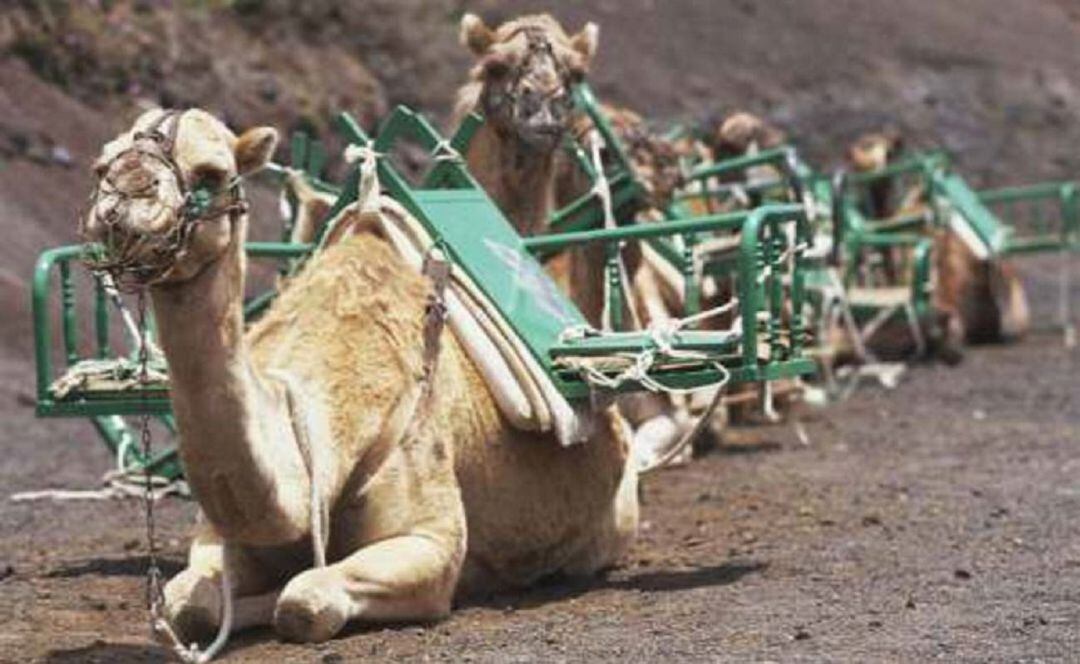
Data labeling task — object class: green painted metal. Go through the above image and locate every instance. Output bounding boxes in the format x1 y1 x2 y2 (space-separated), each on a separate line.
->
831 169 936 332
340 105 814 397
979 181 1080 256
32 241 314 479
931 171 1009 255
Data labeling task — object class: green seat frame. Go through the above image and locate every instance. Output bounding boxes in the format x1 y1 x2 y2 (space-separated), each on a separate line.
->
333 106 815 398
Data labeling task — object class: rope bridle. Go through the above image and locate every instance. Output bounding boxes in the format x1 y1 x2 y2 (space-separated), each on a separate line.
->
481 27 576 134
83 109 248 288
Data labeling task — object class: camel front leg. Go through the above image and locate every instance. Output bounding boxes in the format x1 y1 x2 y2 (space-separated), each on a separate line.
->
163 523 279 642
273 531 465 643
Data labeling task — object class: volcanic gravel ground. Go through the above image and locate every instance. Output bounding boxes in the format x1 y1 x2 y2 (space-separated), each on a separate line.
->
0 254 1078 662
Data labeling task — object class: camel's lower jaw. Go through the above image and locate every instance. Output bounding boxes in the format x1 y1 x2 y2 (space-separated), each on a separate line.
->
518 127 564 151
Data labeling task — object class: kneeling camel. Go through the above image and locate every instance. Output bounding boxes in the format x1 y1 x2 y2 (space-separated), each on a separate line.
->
83 109 637 646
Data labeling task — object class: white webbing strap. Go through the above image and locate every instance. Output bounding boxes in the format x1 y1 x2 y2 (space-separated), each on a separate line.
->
586 129 642 332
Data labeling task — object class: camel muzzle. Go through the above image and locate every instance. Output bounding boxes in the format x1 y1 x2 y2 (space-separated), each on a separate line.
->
82 110 248 287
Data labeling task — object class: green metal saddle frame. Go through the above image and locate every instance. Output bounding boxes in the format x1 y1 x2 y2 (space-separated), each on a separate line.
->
539 83 841 360
333 105 815 397
545 83 825 326
33 102 814 480
838 150 1080 334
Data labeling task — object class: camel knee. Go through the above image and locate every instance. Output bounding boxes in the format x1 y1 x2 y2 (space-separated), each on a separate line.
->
164 568 223 644
274 568 351 643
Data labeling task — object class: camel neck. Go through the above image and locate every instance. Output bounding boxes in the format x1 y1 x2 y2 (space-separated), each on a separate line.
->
150 226 312 545
470 123 557 236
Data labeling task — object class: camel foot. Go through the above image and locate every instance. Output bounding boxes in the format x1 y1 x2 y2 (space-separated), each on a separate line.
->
274 569 350 643
163 569 222 645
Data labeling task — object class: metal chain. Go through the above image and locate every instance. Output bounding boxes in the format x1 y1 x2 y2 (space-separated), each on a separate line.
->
136 288 164 629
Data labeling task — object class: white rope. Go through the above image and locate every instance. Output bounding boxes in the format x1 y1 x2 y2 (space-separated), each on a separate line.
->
559 297 740 396
149 544 234 664
637 361 730 475
431 139 463 163
100 272 165 361
584 129 642 332
755 242 809 286
9 471 188 502
319 145 383 252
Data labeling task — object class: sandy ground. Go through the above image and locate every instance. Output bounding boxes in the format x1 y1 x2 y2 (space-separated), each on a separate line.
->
1 254 1078 663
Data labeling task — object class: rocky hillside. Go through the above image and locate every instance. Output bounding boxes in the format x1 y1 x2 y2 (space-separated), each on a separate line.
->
1 0 1078 401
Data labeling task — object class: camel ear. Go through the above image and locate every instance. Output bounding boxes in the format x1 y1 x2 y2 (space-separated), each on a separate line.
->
460 13 495 55
570 22 599 63
234 127 278 176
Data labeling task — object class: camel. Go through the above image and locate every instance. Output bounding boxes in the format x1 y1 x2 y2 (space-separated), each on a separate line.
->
452 15 722 467
452 13 625 333
709 111 787 163
453 12 598 237
844 130 1030 358
83 108 637 646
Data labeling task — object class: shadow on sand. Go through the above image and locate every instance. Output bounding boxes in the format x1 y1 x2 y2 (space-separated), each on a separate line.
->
464 559 768 611
45 555 184 579
43 642 173 663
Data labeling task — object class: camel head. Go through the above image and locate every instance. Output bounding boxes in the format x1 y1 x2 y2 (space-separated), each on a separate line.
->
601 105 682 208
83 109 278 285
847 127 904 173
461 13 599 151
710 111 786 160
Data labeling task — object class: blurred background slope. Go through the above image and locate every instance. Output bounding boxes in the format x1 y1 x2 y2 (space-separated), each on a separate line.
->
0 0 1077 407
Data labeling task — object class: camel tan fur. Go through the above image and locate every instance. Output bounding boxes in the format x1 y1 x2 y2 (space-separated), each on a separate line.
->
710 111 787 162
83 109 637 645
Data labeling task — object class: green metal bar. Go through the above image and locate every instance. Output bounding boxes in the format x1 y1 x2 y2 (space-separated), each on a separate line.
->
737 212 768 372
33 246 81 405
791 239 807 357
524 208 762 253
767 226 783 360
605 244 622 331
675 178 786 202
450 113 484 155
573 83 636 182
290 132 310 175
863 211 932 233
683 147 790 183
59 260 77 365
308 140 327 180
94 276 109 359
245 242 314 258
1063 184 1080 244
853 232 926 248
683 233 700 319
978 182 1070 204
911 238 933 320
846 150 948 186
